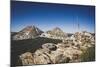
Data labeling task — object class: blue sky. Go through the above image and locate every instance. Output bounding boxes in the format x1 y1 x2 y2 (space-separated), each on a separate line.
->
11 1 95 33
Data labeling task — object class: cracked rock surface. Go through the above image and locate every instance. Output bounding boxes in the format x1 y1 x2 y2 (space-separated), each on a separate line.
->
19 31 95 65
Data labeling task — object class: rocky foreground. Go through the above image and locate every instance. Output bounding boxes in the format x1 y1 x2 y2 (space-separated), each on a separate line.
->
19 31 95 65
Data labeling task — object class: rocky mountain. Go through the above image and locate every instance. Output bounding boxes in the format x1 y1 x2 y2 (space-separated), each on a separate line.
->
12 26 43 40
40 27 67 39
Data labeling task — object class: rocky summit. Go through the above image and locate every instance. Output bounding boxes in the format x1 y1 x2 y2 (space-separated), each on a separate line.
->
47 27 67 37
12 26 43 40
40 27 68 40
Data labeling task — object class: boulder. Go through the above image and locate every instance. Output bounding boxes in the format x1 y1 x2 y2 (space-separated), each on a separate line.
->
19 52 34 65
33 53 52 64
49 50 70 63
42 43 57 51
33 48 52 64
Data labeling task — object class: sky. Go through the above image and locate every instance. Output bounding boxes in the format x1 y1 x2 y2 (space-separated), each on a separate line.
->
11 1 95 33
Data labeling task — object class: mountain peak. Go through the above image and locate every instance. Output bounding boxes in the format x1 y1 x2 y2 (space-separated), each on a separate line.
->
46 27 67 38
20 25 36 31
13 25 43 40
53 27 62 32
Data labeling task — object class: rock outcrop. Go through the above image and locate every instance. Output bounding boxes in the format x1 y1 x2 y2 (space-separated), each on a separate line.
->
19 31 95 65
